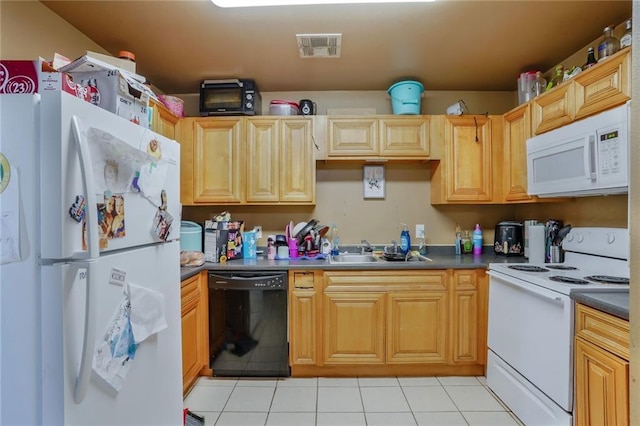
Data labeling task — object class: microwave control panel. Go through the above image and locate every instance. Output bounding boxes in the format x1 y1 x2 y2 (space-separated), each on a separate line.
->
598 129 621 175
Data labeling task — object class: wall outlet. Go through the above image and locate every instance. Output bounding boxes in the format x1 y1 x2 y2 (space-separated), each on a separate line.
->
415 224 425 239
254 226 263 239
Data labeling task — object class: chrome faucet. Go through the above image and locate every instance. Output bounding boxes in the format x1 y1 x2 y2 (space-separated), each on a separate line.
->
360 240 374 254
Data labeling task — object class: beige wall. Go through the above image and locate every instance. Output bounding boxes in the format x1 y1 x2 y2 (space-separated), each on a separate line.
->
4 1 628 248
176 89 517 118
0 1 109 61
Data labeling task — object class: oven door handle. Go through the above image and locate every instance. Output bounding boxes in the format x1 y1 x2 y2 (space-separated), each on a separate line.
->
488 271 565 305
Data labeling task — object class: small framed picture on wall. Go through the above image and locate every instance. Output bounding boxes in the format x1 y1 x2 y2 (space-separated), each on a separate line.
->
363 165 385 199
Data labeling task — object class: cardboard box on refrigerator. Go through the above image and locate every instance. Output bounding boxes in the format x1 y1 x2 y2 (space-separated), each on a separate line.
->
0 58 87 101
58 54 153 127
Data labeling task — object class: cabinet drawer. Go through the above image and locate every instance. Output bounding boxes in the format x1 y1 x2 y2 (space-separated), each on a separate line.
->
575 303 629 360
181 275 201 308
292 271 317 289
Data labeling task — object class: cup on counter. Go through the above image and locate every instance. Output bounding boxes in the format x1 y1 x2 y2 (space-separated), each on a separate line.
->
288 238 299 258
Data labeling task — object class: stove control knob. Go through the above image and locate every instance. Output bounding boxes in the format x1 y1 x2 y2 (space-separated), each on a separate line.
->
607 233 616 244
576 234 584 243
566 234 574 242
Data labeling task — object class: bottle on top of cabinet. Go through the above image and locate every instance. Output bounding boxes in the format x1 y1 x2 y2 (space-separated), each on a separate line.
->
584 47 598 70
531 71 547 97
546 65 564 90
620 19 632 48
597 25 620 62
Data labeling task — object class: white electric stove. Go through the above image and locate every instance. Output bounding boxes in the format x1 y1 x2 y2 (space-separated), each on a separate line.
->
486 227 629 426
489 227 629 295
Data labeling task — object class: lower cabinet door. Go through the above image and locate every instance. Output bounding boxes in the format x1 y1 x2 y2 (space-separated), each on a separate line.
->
386 291 447 363
290 290 317 365
323 292 385 364
574 337 629 426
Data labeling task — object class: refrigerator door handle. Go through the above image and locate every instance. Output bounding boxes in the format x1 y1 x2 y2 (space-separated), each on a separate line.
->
73 261 97 404
71 116 99 259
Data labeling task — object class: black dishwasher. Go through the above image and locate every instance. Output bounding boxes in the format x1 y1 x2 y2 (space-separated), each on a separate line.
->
208 271 289 377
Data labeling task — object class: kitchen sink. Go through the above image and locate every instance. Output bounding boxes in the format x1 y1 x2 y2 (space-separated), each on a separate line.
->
330 254 378 263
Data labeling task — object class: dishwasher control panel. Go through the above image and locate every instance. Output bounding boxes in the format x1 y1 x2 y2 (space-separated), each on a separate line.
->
209 271 287 290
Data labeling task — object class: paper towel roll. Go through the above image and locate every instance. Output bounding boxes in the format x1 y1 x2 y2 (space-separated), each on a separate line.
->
528 224 546 264
523 220 538 258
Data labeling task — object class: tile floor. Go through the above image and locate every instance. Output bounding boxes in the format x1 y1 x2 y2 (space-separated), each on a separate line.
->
183 376 524 426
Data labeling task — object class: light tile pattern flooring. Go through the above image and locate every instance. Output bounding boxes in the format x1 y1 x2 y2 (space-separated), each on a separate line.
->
184 376 524 426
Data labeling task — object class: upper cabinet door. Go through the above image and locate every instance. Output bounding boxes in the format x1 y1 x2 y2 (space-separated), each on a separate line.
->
280 118 315 203
531 82 575 135
246 118 279 203
502 104 534 202
573 48 630 121
379 116 430 157
444 115 493 202
327 116 378 156
192 118 244 204
151 100 180 140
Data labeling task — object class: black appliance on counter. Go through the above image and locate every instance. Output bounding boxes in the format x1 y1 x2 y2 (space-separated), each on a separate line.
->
199 78 261 116
208 270 289 377
494 221 524 256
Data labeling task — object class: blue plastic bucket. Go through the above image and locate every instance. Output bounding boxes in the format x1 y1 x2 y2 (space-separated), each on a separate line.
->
180 221 202 252
387 80 424 115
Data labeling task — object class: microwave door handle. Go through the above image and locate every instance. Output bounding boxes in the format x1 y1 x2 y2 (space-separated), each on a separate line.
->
586 134 597 181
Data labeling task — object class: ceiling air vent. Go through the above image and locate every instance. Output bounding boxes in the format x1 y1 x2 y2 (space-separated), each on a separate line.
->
296 33 342 58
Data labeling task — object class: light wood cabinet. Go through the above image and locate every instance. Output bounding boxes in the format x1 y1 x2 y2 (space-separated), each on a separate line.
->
180 117 244 205
326 115 430 159
449 269 487 365
532 48 630 135
180 116 314 205
181 271 210 395
289 271 321 366
501 104 537 203
386 291 447 364
574 303 629 426
289 269 487 377
430 115 502 204
323 291 386 364
150 99 180 140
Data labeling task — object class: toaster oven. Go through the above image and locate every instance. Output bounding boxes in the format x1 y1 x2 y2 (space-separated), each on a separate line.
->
199 78 261 116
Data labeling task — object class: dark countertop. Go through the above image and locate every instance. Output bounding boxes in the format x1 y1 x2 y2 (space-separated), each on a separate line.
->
571 290 630 320
180 246 526 281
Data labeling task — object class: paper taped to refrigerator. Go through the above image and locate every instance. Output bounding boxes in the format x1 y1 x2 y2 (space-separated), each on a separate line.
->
93 287 138 392
128 282 167 344
1 166 21 264
87 127 156 194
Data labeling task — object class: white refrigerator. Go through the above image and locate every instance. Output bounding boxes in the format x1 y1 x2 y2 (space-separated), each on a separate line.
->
0 91 183 425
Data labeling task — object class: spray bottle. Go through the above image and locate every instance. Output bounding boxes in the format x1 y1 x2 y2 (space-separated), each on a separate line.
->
472 224 483 255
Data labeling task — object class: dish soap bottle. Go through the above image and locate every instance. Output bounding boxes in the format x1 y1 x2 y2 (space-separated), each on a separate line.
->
331 224 340 256
400 223 411 255
472 224 483 255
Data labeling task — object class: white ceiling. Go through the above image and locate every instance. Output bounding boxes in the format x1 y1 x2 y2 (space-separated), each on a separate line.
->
41 0 632 94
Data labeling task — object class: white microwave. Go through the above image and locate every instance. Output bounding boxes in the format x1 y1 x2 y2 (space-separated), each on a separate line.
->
526 102 629 198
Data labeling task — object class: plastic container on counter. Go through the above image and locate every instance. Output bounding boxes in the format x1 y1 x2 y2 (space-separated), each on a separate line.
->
269 100 299 115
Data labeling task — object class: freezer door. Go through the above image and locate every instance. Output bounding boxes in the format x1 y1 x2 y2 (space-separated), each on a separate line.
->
40 91 181 260
41 242 182 426
0 94 43 425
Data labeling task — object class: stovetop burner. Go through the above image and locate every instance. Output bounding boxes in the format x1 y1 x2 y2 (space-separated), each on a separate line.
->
546 265 578 270
584 275 630 285
508 265 549 272
549 276 590 285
